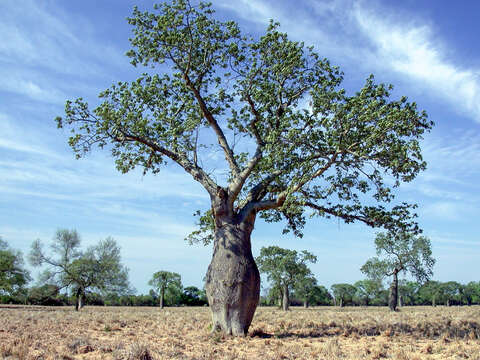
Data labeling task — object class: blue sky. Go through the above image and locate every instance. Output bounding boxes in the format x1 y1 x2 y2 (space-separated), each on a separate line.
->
1 0 479 294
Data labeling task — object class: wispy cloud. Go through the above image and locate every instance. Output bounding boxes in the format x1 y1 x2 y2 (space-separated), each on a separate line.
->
0 1 126 77
214 0 480 123
0 0 129 106
353 4 480 122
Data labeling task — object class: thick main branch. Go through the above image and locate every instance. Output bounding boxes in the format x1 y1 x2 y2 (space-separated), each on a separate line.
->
184 74 240 177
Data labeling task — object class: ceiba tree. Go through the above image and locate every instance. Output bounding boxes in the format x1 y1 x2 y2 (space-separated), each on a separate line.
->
361 231 435 311
30 229 131 310
148 270 182 309
256 246 317 311
56 0 432 335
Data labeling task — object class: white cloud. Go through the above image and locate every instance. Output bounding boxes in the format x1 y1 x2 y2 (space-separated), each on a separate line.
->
214 0 480 123
353 4 480 122
0 1 126 77
422 201 465 221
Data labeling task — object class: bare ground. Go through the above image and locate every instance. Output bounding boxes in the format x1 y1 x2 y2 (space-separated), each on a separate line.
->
1 305 479 359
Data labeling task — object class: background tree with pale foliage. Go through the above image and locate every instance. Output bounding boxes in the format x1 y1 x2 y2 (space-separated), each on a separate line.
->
361 231 435 311
0 237 30 298
29 229 131 310
56 0 433 335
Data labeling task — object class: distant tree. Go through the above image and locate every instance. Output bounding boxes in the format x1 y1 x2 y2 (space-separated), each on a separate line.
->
56 0 432 336
398 280 420 306
181 286 208 306
440 281 462 306
27 284 66 306
29 229 131 310
308 285 333 306
0 238 31 297
354 279 383 306
294 274 317 308
148 271 182 309
331 283 356 307
256 246 317 311
417 280 442 306
265 283 283 307
462 281 480 305
361 231 435 311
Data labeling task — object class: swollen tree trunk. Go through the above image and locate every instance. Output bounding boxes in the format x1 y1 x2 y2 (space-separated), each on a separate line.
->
389 270 399 311
205 205 260 336
282 284 289 311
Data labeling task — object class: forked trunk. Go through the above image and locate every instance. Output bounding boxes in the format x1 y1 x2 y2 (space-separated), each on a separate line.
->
282 284 289 311
389 270 398 311
205 215 260 336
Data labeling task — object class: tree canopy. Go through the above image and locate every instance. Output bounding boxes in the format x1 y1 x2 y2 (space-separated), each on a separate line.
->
0 238 30 296
331 283 357 307
29 229 131 310
361 231 435 283
148 270 182 308
56 0 432 239
256 246 316 310
361 231 435 310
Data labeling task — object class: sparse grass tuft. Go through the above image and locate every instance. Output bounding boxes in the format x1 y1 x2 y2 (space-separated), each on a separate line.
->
127 342 154 360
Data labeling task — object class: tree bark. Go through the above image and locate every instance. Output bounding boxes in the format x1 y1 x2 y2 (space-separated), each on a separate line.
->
159 286 165 309
304 300 308 308
205 206 260 336
75 288 84 311
339 297 344 307
282 284 289 311
389 270 398 311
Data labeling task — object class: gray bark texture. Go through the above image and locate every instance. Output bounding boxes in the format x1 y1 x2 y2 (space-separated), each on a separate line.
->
205 201 260 336
389 271 398 311
282 284 290 311
159 287 165 309
75 289 84 311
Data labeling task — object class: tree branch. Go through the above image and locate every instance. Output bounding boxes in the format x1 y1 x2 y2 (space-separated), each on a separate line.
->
184 74 240 177
116 131 218 195
228 146 263 209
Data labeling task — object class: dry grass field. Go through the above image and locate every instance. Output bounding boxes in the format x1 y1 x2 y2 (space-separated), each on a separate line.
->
1 305 479 360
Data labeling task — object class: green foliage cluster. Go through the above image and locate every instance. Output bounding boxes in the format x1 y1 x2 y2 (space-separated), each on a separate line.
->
256 246 317 309
0 237 30 297
57 0 433 244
